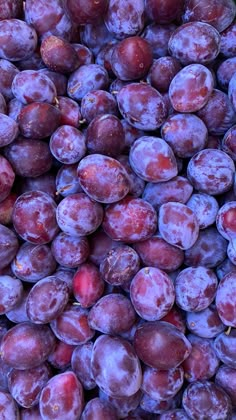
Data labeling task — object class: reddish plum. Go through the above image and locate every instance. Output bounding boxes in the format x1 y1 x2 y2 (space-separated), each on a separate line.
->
56 193 103 236
8 363 51 408
187 149 235 195
130 267 175 321
117 83 167 130
111 36 153 81
81 398 118 420
72 263 104 308
11 243 56 283
141 366 184 401
71 342 96 390
102 196 157 242
182 335 219 382
129 136 178 183
168 22 221 65
0 322 56 369
81 89 118 123
169 64 214 112
51 233 89 268
100 245 140 286
39 371 84 420
91 334 142 397
159 202 199 250
48 340 75 370
182 0 236 32
161 113 208 158
50 303 95 345
175 266 218 312
216 271 236 327
143 176 193 211
184 227 227 268
77 154 130 203
134 321 192 370
12 191 59 245
182 381 232 420
186 305 226 338
26 276 70 324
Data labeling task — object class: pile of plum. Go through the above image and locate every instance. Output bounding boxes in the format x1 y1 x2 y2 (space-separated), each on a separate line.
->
1 0 236 418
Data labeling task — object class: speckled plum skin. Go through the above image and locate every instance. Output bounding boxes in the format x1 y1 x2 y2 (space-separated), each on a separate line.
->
129 136 178 183
130 267 175 321
102 196 157 242
8 363 51 408
88 294 136 334
182 381 232 420
184 227 227 268
0 19 37 61
0 275 22 315
161 113 208 158
99 245 140 286
56 193 103 237
26 276 70 324
158 202 199 250
141 366 184 402
39 372 84 420
186 193 219 229
182 335 219 382
175 266 218 312
91 334 142 397
77 154 130 204
169 64 214 112
168 22 221 65
11 70 57 104
104 0 145 39
67 64 109 101
51 233 89 268
187 149 235 195
214 329 236 368
12 191 59 245
182 0 236 33
11 243 56 282
216 271 236 327
186 305 225 339
134 234 184 272
143 176 193 210
117 83 167 130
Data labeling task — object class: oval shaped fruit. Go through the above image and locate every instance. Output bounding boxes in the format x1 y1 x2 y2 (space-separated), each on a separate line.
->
134 321 192 370
91 334 142 397
0 322 56 369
